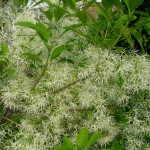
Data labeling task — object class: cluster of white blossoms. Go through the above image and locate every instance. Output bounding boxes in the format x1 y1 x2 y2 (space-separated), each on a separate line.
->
0 4 150 150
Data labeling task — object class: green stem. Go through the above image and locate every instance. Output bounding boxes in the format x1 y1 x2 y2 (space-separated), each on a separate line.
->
33 51 51 89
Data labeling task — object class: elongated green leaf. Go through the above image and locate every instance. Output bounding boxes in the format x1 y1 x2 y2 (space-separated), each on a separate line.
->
63 137 74 149
33 0 43 7
61 0 76 10
76 128 89 149
86 131 102 148
61 23 83 37
63 23 82 31
135 18 150 27
14 0 21 7
61 0 67 6
144 23 150 35
123 28 134 48
76 10 87 25
42 0 70 20
132 29 144 52
67 0 76 10
111 0 122 11
53 146 69 150
40 9 53 21
21 52 41 62
113 15 128 29
13 0 29 7
135 18 150 35
15 21 51 43
124 0 144 16
58 58 75 64
35 20 51 42
51 45 66 60
95 4 107 19
15 21 37 29
54 7 66 21
22 0 29 7
117 76 125 88
102 0 113 9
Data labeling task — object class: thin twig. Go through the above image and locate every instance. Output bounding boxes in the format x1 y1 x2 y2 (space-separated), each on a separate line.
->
52 73 93 94
0 115 19 126
17 34 36 36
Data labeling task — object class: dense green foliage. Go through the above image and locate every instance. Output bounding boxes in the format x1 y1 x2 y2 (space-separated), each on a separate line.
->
0 0 150 150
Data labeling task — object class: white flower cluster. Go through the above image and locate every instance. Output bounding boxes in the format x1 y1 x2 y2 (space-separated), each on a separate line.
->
0 6 150 150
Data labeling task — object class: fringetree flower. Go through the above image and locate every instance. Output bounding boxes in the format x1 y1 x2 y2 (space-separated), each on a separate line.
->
0 3 150 150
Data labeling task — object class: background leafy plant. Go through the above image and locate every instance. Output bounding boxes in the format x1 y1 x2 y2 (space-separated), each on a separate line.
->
44 0 149 53
11 0 150 53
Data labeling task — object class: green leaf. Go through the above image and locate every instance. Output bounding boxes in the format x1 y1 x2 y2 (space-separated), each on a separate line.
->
21 52 41 62
135 18 150 27
61 0 76 10
40 9 53 21
135 18 150 35
53 146 69 150
144 23 150 35
124 0 144 17
54 7 66 21
35 20 51 42
104 38 116 49
58 58 75 64
33 0 43 7
61 0 68 6
63 23 82 33
0 42 9 55
117 76 125 88
110 142 125 150
123 28 134 48
102 0 113 9
113 15 128 29
76 128 89 149
0 57 9 66
5 69 15 76
22 0 29 7
15 21 37 29
95 4 107 19
42 0 69 21
63 137 74 149
76 10 87 25
67 0 76 10
51 45 66 60
60 23 83 41
132 29 144 53
86 131 102 148
15 21 51 43
111 0 122 10
13 0 22 7
13 0 29 7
